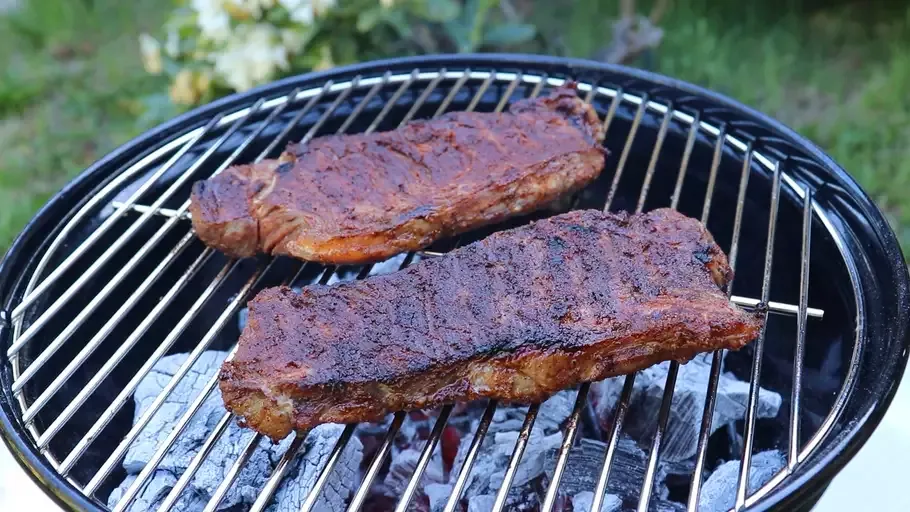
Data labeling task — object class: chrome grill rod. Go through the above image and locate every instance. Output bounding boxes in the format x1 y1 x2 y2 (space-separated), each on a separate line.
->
7 114 225 355
394 406 454 512
452 83 628 512
9 118 220 322
586 95 652 512
15 97 273 410
788 190 812 470
266 73 452 512
301 70 533 512
638 127 750 511
107 73 374 508
176 70 462 512
685 144 754 510
194 268 355 512
33 247 215 441
34 86 306 452
72 82 335 489
540 88 653 512
186 71 425 512
157 75 391 512
389 71 526 512
735 163 782 509
348 71 495 512
443 79 551 512
745 194 860 509
442 402 497 512
83 259 269 493
491 403 541 511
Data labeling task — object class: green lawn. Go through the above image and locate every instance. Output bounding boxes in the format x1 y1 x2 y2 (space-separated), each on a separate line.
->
1 0 908 255
533 0 910 253
676 0 910 249
0 0 169 254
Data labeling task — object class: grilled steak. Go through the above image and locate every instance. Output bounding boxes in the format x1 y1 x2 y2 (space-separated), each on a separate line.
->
220 208 762 440
189 86 606 265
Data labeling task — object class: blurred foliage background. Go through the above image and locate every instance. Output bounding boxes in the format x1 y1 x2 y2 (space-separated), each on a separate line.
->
0 0 908 256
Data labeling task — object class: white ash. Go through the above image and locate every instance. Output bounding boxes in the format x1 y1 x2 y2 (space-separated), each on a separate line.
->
393 407 474 454
487 390 577 436
381 447 446 498
554 436 670 507
467 494 497 512
425 483 454 512
110 474 180 511
107 351 363 511
696 450 786 512
446 392 576 505
655 498 687 511
370 252 422 275
326 252 419 285
572 490 622 512
264 427 363 512
450 427 562 508
591 357 782 462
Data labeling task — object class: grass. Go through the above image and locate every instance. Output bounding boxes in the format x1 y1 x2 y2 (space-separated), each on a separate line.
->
0 0 908 255
532 0 910 253
0 0 169 255
664 1 910 249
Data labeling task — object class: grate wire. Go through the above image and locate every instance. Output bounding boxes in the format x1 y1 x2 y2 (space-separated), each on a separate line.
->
2 69 849 512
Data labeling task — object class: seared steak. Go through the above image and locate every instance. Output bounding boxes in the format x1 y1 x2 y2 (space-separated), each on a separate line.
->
189 86 606 265
220 208 762 440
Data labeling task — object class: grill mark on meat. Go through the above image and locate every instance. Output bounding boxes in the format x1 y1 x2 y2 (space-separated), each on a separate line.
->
189 85 606 265
220 208 763 440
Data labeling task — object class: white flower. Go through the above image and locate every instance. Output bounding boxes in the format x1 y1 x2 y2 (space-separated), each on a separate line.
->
380 0 394 7
229 0 277 19
191 0 231 43
280 28 306 52
211 24 289 91
278 0 314 24
278 0 335 24
138 33 163 74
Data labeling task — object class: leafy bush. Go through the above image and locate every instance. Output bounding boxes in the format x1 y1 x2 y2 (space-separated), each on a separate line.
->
140 0 537 107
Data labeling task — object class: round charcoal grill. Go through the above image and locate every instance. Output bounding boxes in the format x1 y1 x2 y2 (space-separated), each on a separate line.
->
0 55 907 512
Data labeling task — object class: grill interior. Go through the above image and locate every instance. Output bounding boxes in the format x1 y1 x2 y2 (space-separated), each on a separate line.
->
2 66 867 512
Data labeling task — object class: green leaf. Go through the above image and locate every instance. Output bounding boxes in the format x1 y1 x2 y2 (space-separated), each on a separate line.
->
478 0 500 12
331 37 359 65
482 23 536 47
412 0 460 23
464 0 499 51
382 10 413 38
135 92 180 130
266 6 291 25
443 19 472 53
356 8 384 33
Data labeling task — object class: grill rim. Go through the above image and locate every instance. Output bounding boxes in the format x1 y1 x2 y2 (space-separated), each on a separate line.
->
0 53 907 511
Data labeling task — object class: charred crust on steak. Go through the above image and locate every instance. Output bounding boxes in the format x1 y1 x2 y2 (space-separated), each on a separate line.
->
189 86 607 265
219 208 763 441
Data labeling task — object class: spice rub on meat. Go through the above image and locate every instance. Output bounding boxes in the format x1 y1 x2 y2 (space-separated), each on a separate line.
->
189 85 606 265
219 208 762 441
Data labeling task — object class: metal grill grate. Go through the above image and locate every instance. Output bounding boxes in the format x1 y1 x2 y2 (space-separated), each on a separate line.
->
4 68 862 512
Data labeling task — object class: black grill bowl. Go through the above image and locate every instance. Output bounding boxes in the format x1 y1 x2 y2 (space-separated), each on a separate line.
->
0 54 907 512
